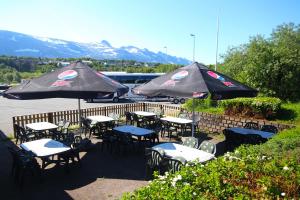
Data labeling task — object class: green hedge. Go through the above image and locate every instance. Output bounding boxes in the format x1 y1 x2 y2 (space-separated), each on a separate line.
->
122 127 300 199
220 97 282 119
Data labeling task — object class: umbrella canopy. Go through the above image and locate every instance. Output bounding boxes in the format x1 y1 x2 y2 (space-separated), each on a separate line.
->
4 61 129 100
132 62 257 99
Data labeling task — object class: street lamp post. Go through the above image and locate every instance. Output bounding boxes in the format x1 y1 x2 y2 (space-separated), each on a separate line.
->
215 15 220 71
190 34 195 62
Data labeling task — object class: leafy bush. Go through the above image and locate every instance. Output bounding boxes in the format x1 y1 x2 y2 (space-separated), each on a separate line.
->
122 127 300 199
220 97 282 119
220 23 300 101
182 96 223 114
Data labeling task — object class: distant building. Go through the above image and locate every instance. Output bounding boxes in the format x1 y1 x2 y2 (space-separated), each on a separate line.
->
57 62 70 67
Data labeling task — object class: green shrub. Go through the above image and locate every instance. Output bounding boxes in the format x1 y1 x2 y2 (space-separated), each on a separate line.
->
182 96 223 114
220 97 282 119
122 127 300 199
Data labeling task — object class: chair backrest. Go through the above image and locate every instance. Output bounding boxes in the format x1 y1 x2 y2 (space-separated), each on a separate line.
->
61 120 71 134
244 122 259 130
167 156 186 173
147 108 155 113
198 140 216 155
261 125 278 134
132 113 140 121
178 112 189 119
125 111 133 121
57 119 66 131
181 137 198 148
148 148 165 168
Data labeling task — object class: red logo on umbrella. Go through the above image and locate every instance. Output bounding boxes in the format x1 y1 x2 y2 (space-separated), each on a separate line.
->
51 80 71 87
171 70 189 80
58 70 78 80
162 80 176 87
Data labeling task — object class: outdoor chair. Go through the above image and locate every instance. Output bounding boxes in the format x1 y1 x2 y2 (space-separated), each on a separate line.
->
145 148 166 179
160 120 178 138
244 122 259 130
116 131 137 155
60 132 92 165
108 112 120 125
132 113 146 127
144 119 162 144
14 124 37 144
101 130 118 153
166 156 187 173
198 140 216 155
261 125 278 134
81 117 97 138
223 129 246 152
56 119 66 132
178 112 190 119
147 107 156 113
125 111 134 125
181 137 198 148
7 146 40 186
244 134 266 145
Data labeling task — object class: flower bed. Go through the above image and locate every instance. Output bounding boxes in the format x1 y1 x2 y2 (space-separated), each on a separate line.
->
122 127 300 199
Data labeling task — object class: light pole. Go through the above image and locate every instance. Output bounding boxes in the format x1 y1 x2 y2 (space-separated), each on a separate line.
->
164 46 168 63
190 34 195 62
215 14 220 71
164 46 168 55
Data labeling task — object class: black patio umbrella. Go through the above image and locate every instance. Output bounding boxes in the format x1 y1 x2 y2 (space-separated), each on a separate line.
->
132 62 258 136
4 61 129 123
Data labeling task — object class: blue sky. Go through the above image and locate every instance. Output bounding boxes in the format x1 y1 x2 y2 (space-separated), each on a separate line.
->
0 0 299 64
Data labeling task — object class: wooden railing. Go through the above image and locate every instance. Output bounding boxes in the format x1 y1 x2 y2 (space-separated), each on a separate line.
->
12 102 293 136
12 102 181 135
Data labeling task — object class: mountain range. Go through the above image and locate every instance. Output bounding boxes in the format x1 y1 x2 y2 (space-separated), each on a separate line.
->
0 30 190 64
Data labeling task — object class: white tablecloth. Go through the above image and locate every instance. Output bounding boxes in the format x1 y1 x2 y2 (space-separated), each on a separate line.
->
160 117 193 124
26 122 58 131
134 111 156 117
152 143 214 163
228 127 274 139
21 139 71 157
87 115 114 123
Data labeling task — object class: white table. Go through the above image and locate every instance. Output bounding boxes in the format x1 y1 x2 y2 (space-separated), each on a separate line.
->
160 117 192 124
227 127 274 139
134 111 156 117
87 115 115 123
26 122 58 131
160 117 193 135
21 138 71 157
21 139 71 170
152 143 215 163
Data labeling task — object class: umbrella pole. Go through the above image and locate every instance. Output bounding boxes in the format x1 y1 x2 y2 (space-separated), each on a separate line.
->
192 98 195 137
78 99 82 127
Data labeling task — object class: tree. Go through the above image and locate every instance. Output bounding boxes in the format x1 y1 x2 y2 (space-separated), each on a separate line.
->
221 23 300 101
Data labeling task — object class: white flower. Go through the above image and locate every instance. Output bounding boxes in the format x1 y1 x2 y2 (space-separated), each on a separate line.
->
281 192 286 196
148 180 152 183
193 192 197 196
176 175 182 180
183 182 190 186
158 175 165 180
283 166 289 171
171 181 176 187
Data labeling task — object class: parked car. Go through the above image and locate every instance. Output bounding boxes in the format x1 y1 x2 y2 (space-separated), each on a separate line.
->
170 97 187 104
84 92 124 103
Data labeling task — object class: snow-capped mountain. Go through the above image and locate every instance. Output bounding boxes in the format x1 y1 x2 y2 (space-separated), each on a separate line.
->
0 30 190 64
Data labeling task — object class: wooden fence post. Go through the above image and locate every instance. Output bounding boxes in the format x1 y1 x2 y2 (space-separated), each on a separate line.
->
48 112 53 123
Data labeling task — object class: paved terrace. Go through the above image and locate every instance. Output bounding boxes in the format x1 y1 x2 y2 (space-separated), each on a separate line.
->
0 130 225 200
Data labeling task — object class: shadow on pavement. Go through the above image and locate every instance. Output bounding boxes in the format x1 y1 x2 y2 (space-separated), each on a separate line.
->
0 130 147 200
